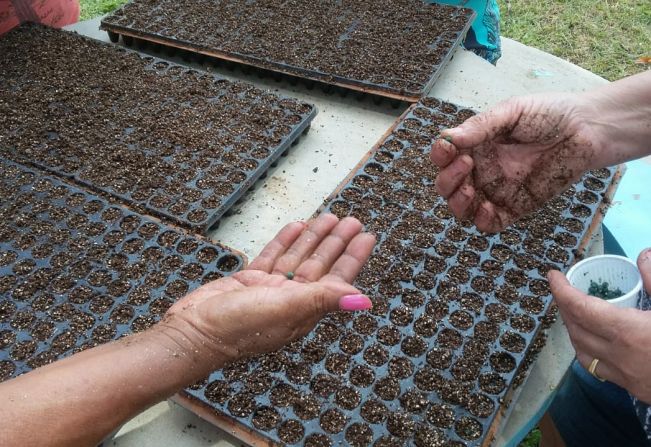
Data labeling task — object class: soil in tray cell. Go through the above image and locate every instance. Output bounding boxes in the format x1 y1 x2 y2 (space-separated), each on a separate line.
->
0 24 315 234
101 0 474 99
183 99 616 446
0 160 243 380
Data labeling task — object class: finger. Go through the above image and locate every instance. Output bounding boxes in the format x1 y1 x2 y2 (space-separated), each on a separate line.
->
448 183 476 220
435 154 473 199
558 306 611 360
272 213 340 276
430 139 458 168
549 270 628 340
442 99 521 149
292 217 364 282
474 201 512 233
637 248 651 295
320 232 376 284
288 283 372 317
247 221 306 272
575 351 619 383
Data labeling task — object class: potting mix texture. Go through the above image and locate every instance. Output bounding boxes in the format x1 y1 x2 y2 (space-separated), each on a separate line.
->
0 25 315 234
0 159 244 381
101 0 474 99
185 98 616 446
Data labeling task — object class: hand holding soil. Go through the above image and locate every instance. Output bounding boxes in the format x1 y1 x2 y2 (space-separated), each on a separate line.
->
430 94 599 232
431 71 651 233
163 213 376 367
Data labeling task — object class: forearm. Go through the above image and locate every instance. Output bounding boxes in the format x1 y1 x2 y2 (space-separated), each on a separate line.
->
581 71 651 168
0 320 222 447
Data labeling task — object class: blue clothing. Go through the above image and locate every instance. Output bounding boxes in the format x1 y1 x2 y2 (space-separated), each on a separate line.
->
432 0 501 64
549 361 650 447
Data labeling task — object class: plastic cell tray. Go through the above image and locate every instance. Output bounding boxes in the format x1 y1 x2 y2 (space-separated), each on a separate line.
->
177 98 621 446
0 159 245 381
100 0 475 102
0 25 316 235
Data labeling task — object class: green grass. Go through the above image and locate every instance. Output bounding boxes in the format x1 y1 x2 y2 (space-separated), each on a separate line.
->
519 428 541 447
79 0 128 21
497 0 651 80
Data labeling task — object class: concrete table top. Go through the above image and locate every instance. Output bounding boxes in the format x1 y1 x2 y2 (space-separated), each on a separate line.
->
63 17 611 447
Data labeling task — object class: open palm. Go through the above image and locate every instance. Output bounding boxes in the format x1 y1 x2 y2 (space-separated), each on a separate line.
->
166 214 376 363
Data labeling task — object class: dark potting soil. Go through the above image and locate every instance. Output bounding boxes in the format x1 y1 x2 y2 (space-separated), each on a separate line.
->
0 160 243 378
0 25 315 234
102 0 474 99
183 98 616 446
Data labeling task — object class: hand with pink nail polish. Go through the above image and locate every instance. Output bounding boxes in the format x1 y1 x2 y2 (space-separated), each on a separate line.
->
164 213 376 367
0 214 376 446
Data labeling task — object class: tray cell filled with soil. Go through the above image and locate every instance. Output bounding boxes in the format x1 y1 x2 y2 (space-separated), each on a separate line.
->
0 160 243 379
0 25 316 235
179 98 620 446
100 0 475 102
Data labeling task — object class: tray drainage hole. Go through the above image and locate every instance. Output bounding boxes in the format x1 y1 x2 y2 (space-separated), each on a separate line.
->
277 419 304 444
467 393 496 418
251 406 280 431
489 351 516 373
320 408 346 434
305 433 332 447
479 372 507 395
216 254 242 272
583 176 606 191
328 200 352 219
345 422 373 446
363 162 384 177
455 416 483 441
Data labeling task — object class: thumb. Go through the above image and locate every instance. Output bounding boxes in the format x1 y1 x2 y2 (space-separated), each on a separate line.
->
637 248 651 294
291 283 372 317
442 99 522 149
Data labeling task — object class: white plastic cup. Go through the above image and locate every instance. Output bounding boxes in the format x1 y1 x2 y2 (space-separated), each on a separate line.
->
565 255 644 308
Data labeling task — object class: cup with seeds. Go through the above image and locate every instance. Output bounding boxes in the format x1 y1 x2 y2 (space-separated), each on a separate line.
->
566 255 645 308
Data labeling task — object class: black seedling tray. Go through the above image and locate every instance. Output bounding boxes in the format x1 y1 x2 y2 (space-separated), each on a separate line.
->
180 98 620 446
100 0 475 102
0 24 316 235
0 159 245 381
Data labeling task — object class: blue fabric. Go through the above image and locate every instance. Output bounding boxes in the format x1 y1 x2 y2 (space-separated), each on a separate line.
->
429 0 501 64
549 361 650 447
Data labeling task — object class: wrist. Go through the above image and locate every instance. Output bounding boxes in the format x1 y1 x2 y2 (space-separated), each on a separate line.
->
578 75 651 167
143 316 232 382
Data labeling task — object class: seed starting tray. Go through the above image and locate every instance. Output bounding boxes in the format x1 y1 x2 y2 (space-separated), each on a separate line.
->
174 98 622 447
100 0 475 102
0 159 245 381
0 25 316 235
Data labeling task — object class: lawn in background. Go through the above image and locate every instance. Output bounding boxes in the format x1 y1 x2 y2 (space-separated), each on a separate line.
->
79 0 127 20
497 0 650 80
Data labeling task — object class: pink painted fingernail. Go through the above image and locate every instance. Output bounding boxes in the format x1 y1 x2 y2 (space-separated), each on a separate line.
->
339 294 372 312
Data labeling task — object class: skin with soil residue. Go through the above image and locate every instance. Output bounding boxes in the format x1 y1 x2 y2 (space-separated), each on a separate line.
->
431 95 603 232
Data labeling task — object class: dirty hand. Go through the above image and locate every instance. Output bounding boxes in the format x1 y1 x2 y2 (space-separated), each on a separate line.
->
550 249 651 402
430 94 602 232
162 213 376 366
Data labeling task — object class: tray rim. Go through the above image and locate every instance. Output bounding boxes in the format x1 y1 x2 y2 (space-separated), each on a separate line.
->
100 5 476 103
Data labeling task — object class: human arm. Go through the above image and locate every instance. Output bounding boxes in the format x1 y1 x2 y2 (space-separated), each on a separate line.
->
430 71 651 232
0 213 375 447
549 248 651 402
